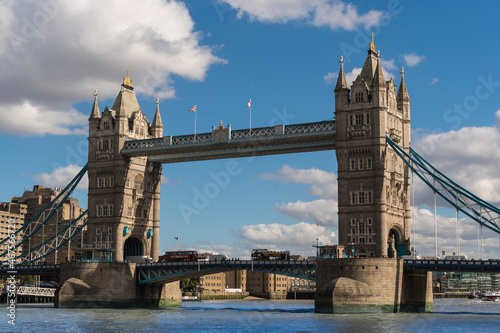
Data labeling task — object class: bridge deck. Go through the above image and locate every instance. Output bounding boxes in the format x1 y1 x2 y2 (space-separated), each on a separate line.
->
121 121 336 163
136 259 316 285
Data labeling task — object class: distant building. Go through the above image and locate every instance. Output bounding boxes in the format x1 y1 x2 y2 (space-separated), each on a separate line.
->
8 185 87 264
200 272 226 293
441 272 500 292
0 202 27 260
319 245 345 258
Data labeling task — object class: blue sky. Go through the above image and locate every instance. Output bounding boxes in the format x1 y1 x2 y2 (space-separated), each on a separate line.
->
1 0 500 259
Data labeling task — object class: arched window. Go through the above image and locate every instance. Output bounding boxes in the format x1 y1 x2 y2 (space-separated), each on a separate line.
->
134 174 143 190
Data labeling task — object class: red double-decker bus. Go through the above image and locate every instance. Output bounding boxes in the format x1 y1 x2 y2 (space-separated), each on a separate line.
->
160 250 198 262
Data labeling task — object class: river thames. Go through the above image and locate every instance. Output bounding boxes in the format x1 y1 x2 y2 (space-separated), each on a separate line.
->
1 298 499 332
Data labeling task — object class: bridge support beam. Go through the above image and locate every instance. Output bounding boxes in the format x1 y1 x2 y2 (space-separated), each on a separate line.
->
55 262 181 308
315 258 432 313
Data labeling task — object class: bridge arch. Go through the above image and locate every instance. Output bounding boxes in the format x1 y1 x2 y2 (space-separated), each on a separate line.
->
124 236 143 258
388 225 407 258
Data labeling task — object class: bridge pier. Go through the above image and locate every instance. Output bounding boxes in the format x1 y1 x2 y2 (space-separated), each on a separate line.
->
55 262 181 308
315 258 432 313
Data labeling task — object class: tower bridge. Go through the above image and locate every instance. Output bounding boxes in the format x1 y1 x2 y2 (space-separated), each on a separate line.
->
2 36 500 312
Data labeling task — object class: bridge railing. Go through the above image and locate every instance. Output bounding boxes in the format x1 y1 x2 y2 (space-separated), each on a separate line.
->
122 120 336 153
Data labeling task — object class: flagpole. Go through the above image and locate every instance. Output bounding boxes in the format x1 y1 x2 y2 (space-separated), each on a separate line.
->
249 104 252 136
194 108 197 142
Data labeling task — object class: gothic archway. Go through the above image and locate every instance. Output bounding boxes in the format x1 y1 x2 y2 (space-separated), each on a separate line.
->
388 228 408 258
124 237 143 258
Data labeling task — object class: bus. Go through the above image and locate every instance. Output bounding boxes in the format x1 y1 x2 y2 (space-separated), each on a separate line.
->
251 249 290 261
160 250 198 262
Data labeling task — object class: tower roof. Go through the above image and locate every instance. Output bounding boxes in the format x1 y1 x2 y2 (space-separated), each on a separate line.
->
359 33 379 87
397 67 410 101
111 71 142 118
89 90 101 119
372 56 386 88
334 55 350 92
152 98 163 128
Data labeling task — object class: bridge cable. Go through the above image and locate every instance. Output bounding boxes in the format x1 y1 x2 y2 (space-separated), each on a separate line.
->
386 136 500 236
0 164 88 257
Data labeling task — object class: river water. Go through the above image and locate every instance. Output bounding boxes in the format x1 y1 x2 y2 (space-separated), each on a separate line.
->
1 298 499 332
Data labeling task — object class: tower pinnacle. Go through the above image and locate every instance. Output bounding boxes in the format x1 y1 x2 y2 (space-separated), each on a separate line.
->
123 70 133 88
369 32 376 53
335 55 349 92
89 89 101 119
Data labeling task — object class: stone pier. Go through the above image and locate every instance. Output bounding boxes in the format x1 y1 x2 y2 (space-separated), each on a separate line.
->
55 262 181 308
315 258 432 313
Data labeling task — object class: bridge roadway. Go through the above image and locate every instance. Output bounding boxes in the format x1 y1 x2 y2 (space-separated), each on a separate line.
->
1 259 500 283
120 120 336 163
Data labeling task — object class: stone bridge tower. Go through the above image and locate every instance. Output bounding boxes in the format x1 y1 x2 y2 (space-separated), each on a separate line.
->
335 36 411 258
87 72 163 262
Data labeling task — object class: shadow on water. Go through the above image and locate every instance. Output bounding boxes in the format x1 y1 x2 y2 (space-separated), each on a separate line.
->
182 307 314 313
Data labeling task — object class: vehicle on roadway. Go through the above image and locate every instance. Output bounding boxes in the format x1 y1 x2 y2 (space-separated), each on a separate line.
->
251 249 290 261
160 250 198 262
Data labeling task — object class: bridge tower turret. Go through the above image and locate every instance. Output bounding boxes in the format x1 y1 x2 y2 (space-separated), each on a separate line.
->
335 35 411 258
87 71 163 262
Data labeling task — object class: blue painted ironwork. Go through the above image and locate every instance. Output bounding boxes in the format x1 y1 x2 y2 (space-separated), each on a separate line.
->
121 120 336 163
0 164 88 259
403 259 500 272
1 210 88 265
386 135 500 235
0 264 60 275
136 260 316 285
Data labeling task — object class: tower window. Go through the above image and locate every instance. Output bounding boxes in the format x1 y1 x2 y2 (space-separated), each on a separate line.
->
103 121 110 130
134 174 144 190
355 92 364 103
366 158 373 169
355 114 364 126
365 113 370 125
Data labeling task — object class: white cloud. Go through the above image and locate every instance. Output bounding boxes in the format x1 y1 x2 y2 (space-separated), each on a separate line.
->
275 199 338 227
403 52 426 67
411 208 498 259
220 0 385 30
260 165 337 199
429 78 439 85
323 71 338 84
496 109 500 128
413 125 500 207
0 0 223 136
237 222 336 257
33 165 88 190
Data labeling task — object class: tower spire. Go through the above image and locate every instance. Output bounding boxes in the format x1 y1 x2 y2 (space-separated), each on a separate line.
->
397 67 410 101
372 54 386 88
122 69 133 89
152 98 164 138
334 55 349 92
89 89 101 119
369 32 376 53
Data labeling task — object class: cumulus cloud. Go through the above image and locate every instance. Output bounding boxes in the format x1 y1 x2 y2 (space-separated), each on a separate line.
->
260 165 337 199
412 125 500 207
275 199 338 227
238 222 336 257
33 165 88 190
219 0 385 30
496 109 500 128
403 52 425 67
411 208 498 259
0 0 223 136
